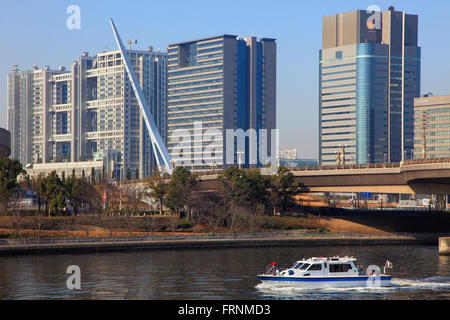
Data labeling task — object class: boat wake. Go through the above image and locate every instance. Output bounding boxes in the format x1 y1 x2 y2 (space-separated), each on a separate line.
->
255 276 450 298
391 276 450 291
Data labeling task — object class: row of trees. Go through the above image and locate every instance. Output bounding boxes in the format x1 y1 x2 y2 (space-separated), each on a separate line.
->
0 158 100 217
21 170 100 217
1 157 303 234
147 165 302 233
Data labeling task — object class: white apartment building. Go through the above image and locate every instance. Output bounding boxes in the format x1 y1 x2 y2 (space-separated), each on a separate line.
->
7 48 167 179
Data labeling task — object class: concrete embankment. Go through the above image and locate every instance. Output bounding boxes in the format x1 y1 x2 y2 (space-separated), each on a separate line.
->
439 237 450 255
0 235 440 256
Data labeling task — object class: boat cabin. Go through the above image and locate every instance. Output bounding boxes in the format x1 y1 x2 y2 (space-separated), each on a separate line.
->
279 256 360 277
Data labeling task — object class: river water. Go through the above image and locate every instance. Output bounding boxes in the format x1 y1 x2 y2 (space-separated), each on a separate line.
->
0 244 449 300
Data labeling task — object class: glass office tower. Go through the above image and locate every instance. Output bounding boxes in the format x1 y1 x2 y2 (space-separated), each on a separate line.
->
167 35 276 171
319 6 421 165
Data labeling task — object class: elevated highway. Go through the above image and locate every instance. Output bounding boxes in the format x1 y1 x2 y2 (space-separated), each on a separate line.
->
290 160 450 194
125 159 450 195
192 159 450 195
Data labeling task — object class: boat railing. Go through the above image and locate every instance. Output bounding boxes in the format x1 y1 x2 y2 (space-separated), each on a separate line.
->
263 264 277 275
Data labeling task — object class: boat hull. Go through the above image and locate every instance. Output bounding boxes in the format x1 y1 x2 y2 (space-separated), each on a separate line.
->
257 275 392 289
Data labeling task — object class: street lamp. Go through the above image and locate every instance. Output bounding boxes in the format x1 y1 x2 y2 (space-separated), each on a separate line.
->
237 151 244 169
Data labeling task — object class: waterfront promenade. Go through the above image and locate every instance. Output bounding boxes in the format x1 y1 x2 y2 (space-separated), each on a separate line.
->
0 232 444 256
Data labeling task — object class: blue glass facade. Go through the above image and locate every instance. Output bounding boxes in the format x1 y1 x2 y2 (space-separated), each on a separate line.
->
356 43 389 164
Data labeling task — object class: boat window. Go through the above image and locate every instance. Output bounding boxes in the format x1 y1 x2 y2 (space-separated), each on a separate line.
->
290 263 299 269
300 263 310 270
329 263 352 273
295 263 304 269
308 264 322 271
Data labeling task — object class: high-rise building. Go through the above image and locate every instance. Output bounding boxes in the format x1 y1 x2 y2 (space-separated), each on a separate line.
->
414 95 450 160
167 35 276 171
7 48 167 178
319 6 421 165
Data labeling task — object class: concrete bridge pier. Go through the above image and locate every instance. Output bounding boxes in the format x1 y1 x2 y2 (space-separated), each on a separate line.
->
439 237 450 255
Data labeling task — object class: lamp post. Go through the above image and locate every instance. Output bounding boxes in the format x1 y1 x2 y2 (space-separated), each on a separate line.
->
119 166 123 212
237 151 244 169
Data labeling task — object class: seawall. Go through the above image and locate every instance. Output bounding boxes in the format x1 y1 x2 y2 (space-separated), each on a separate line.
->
0 235 440 256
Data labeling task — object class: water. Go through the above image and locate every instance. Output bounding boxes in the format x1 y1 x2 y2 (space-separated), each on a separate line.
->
0 245 449 300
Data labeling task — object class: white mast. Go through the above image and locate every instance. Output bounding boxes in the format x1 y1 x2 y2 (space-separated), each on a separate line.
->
110 18 173 175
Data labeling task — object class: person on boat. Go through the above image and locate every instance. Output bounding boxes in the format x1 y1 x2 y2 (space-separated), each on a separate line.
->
271 262 277 275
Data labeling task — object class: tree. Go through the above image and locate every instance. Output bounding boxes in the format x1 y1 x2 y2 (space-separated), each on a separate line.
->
135 168 139 180
244 170 270 233
146 172 167 216
268 166 299 215
195 193 227 234
0 158 26 214
31 174 45 212
65 175 92 216
165 167 198 220
91 167 96 184
217 166 248 234
126 167 131 180
39 171 66 217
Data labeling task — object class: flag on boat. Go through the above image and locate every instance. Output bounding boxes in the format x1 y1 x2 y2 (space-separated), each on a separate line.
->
385 260 393 268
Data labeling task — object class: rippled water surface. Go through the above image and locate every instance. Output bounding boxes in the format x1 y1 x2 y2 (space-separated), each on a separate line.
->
0 245 449 300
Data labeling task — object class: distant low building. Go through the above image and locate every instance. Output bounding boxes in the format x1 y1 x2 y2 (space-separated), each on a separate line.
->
26 160 104 180
280 149 297 160
280 159 318 168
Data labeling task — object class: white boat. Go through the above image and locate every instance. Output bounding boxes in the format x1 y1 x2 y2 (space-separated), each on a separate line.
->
257 256 392 289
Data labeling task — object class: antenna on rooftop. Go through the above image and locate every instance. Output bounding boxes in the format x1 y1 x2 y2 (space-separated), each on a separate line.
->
127 40 137 50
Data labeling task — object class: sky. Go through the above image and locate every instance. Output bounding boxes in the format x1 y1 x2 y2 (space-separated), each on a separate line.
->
1 0 449 159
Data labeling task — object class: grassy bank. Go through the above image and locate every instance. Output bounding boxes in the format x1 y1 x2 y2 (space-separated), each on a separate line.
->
0 214 332 239
2 210 447 240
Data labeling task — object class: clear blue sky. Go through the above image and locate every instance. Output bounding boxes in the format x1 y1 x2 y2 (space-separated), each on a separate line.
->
1 0 449 159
